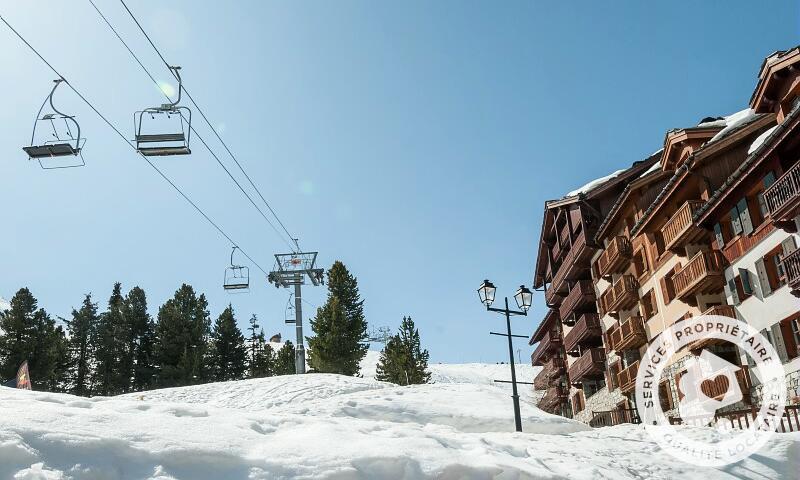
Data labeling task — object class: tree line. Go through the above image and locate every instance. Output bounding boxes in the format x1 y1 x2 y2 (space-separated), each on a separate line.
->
0 260 431 394
0 283 295 395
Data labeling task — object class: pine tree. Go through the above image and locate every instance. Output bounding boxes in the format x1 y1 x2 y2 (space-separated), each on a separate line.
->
375 316 430 385
92 283 125 396
126 287 155 392
274 340 296 375
307 261 368 375
247 314 261 377
210 305 247 381
0 288 66 391
154 284 211 387
65 294 98 396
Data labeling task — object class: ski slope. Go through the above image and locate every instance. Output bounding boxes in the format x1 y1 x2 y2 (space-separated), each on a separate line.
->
0 355 797 479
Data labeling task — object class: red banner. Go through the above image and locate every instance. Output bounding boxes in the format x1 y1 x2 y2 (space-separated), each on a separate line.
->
16 361 31 390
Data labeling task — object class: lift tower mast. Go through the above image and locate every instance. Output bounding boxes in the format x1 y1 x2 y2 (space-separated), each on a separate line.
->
268 251 324 374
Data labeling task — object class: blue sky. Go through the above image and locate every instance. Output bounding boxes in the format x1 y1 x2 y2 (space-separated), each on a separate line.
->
1 1 797 363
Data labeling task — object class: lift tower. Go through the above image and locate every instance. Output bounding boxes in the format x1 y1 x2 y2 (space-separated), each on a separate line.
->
268 251 324 374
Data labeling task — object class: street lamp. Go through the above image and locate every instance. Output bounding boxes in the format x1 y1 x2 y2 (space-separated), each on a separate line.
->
477 279 534 432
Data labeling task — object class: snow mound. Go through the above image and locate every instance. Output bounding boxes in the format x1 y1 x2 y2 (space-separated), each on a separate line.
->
748 125 779 154
1 381 797 479
120 373 386 411
704 108 758 144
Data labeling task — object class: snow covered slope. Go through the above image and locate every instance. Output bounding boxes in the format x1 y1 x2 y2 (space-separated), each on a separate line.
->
1 377 798 479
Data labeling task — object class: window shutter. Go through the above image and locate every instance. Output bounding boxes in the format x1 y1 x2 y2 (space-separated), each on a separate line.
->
713 223 725 249
755 257 772 297
757 192 768 219
675 371 685 401
738 198 754 235
660 276 671 305
738 268 753 295
781 236 798 256
771 324 789 363
724 268 739 305
730 205 743 235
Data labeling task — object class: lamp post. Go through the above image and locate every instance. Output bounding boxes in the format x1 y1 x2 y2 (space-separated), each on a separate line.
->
478 279 533 432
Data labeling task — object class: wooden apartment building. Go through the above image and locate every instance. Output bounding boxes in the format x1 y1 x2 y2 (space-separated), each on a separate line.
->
530 46 800 425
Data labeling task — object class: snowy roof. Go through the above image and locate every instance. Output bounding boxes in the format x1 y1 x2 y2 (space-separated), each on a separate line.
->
564 169 626 198
748 125 779 155
704 108 758 144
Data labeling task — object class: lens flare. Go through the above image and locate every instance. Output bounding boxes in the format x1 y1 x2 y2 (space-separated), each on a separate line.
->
157 81 177 99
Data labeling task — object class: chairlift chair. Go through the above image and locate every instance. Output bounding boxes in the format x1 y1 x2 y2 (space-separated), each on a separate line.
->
22 79 86 169
134 66 192 156
224 246 250 292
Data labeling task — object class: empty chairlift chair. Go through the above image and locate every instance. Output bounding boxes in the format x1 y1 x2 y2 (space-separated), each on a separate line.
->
134 66 192 156
23 79 86 169
224 247 250 292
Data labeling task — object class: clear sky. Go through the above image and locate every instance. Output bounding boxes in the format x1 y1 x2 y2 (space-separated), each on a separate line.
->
1 1 798 364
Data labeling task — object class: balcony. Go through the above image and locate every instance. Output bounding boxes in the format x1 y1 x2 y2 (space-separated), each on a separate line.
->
563 313 602 352
618 360 640 394
661 200 706 251
764 161 800 230
533 368 554 389
537 385 569 411
608 315 647 352
782 249 800 298
530 328 562 366
541 356 566 380
558 280 596 320
598 275 638 318
568 347 606 383
549 230 594 305
596 236 632 279
672 250 725 302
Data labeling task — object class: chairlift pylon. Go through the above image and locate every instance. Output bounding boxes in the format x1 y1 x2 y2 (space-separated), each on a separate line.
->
223 246 249 292
22 79 86 169
134 66 192 156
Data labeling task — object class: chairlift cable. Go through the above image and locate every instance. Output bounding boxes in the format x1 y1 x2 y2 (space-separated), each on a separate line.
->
118 0 300 253
0 12 270 277
87 0 297 253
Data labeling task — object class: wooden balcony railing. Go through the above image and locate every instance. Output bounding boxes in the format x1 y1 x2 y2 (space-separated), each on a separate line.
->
598 275 638 318
782 248 800 297
533 367 554 389
608 315 647 352
618 360 639 394
530 329 562 366
559 224 570 249
589 408 641 427
661 200 705 251
550 230 592 304
596 236 633 278
764 161 800 227
568 347 606 383
558 280 596 320
672 250 725 302
543 356 566 379
538 385 569 410
563 313 602 352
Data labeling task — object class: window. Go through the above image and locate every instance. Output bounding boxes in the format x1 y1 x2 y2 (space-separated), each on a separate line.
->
756 171 777 219
779 316 800 360
659 380 674 411
734 269 753 301
607 360 621 389
640 289 658 320
660 264 680 304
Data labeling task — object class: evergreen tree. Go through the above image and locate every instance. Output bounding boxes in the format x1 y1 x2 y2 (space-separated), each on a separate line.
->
126 287 155 392
47 326 70 393
0 288 66 391
92 283 125 396
307 261 368 375
65 294 98 396
210 305 247 381
154 284 211 387
375 316 430 385
274 340 296 375
247 314 261 377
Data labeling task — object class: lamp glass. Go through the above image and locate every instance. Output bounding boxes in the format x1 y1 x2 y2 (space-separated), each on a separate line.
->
514 285 532 311
478 279 496 306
